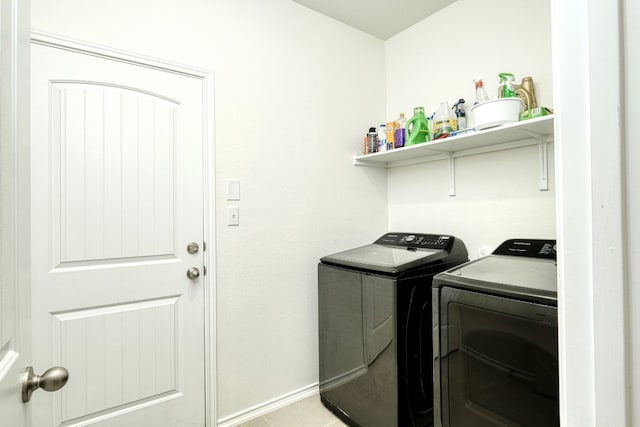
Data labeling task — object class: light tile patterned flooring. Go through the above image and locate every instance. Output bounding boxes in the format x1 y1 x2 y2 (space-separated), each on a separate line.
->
236 395 348 427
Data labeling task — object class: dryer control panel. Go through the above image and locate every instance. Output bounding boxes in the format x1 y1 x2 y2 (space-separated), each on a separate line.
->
374 233 454 250
493 239 557 260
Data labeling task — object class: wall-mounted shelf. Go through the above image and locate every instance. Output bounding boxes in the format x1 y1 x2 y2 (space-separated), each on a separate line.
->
353 115 554 196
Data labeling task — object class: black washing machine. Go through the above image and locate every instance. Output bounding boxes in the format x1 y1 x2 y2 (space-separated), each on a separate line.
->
432 239 559 427
318 233 468 427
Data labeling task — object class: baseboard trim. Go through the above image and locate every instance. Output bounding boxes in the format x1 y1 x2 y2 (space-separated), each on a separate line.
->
217 382 319 427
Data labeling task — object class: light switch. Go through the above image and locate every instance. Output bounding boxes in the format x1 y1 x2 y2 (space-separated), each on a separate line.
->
227 206 239 226
227 179 240 201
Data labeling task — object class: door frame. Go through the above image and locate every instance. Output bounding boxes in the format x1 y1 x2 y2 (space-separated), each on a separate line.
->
30 30 217 426
551 0 629 425
0 0 30 423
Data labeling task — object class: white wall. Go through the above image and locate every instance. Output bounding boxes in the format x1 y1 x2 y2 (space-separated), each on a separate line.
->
39 1 631 426
384 0 554 258
30 0 388 420
385 0 553 127
624 0 639 423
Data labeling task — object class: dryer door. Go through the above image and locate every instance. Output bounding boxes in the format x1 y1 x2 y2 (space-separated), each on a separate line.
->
437 287 559 427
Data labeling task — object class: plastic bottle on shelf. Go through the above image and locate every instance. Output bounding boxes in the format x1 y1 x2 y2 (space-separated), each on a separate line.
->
432 100 456 139
405 107 430 146
498 72 517 98
474 77 490 105
366 127 378 154
377 124 387 152
394 113 407 148
453 99 467 130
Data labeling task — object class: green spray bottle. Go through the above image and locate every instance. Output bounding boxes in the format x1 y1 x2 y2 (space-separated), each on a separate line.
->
498 73 517 98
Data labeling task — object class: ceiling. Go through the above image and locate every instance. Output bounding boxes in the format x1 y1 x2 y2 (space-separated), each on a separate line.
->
290 0 457 40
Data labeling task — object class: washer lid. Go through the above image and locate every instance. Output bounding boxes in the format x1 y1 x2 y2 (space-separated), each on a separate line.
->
320 244 446 274
444 255 557 294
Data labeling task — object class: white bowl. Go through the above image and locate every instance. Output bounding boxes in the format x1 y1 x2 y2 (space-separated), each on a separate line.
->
470 98 524 130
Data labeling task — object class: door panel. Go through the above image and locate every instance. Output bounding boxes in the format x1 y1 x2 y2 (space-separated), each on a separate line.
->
31 42 205 426
52 297 179 421
51 82 177 266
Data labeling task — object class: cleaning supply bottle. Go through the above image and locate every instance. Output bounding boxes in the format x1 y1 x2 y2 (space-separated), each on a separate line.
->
394 113 407 148
405 107 430 146
366 127 378 154
453 99 467 130
377 124 387 152
498 73 517 98
432 100 456 139
474 77 490 105
385 122 395 150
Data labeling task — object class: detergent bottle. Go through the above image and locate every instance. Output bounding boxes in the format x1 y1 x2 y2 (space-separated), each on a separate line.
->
405 107 430 146
394 112 407 148
498 73 517 98
432 100 456 139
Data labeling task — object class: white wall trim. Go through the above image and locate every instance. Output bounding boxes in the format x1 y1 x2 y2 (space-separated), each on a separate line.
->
552 0 629 425
28 30 218 427
203 60 218 427
30 30 211 79
0 0 31 423
622 0 640 423
585 0 628 425
217 383 319 427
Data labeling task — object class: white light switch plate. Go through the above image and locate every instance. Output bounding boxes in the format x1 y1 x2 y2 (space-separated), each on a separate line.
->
227 206 239 226
227 179 240 201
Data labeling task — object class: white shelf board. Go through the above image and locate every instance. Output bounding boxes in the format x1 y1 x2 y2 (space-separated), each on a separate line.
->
353 115 554 168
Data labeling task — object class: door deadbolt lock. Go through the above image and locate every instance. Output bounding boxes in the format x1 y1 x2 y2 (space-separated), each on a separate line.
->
186 267 200 280
22 366 69 403
186 242 199 254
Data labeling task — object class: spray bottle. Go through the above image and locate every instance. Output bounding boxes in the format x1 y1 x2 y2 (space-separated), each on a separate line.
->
498 73 517 98
452 99 467 131
474 77 490 105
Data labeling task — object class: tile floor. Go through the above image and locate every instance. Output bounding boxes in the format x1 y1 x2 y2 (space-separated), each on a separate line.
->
236 395 348 427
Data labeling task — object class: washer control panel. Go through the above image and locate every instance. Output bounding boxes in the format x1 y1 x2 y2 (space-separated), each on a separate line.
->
374 233 454 250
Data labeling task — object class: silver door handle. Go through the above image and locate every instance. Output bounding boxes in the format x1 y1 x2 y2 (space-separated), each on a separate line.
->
22 366 69 403
186 267 200 280
186 242 199 254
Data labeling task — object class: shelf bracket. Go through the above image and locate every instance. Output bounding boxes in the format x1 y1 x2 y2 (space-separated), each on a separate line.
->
520 129 550 191
448 154 456 197
538 139 549 191
352 158 386 168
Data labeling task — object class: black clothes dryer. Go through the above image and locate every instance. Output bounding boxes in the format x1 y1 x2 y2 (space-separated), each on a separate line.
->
432 239 559 427
318 233 468 427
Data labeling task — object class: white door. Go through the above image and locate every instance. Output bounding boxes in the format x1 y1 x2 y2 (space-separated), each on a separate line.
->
31 41 207 426
0 0 31 425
